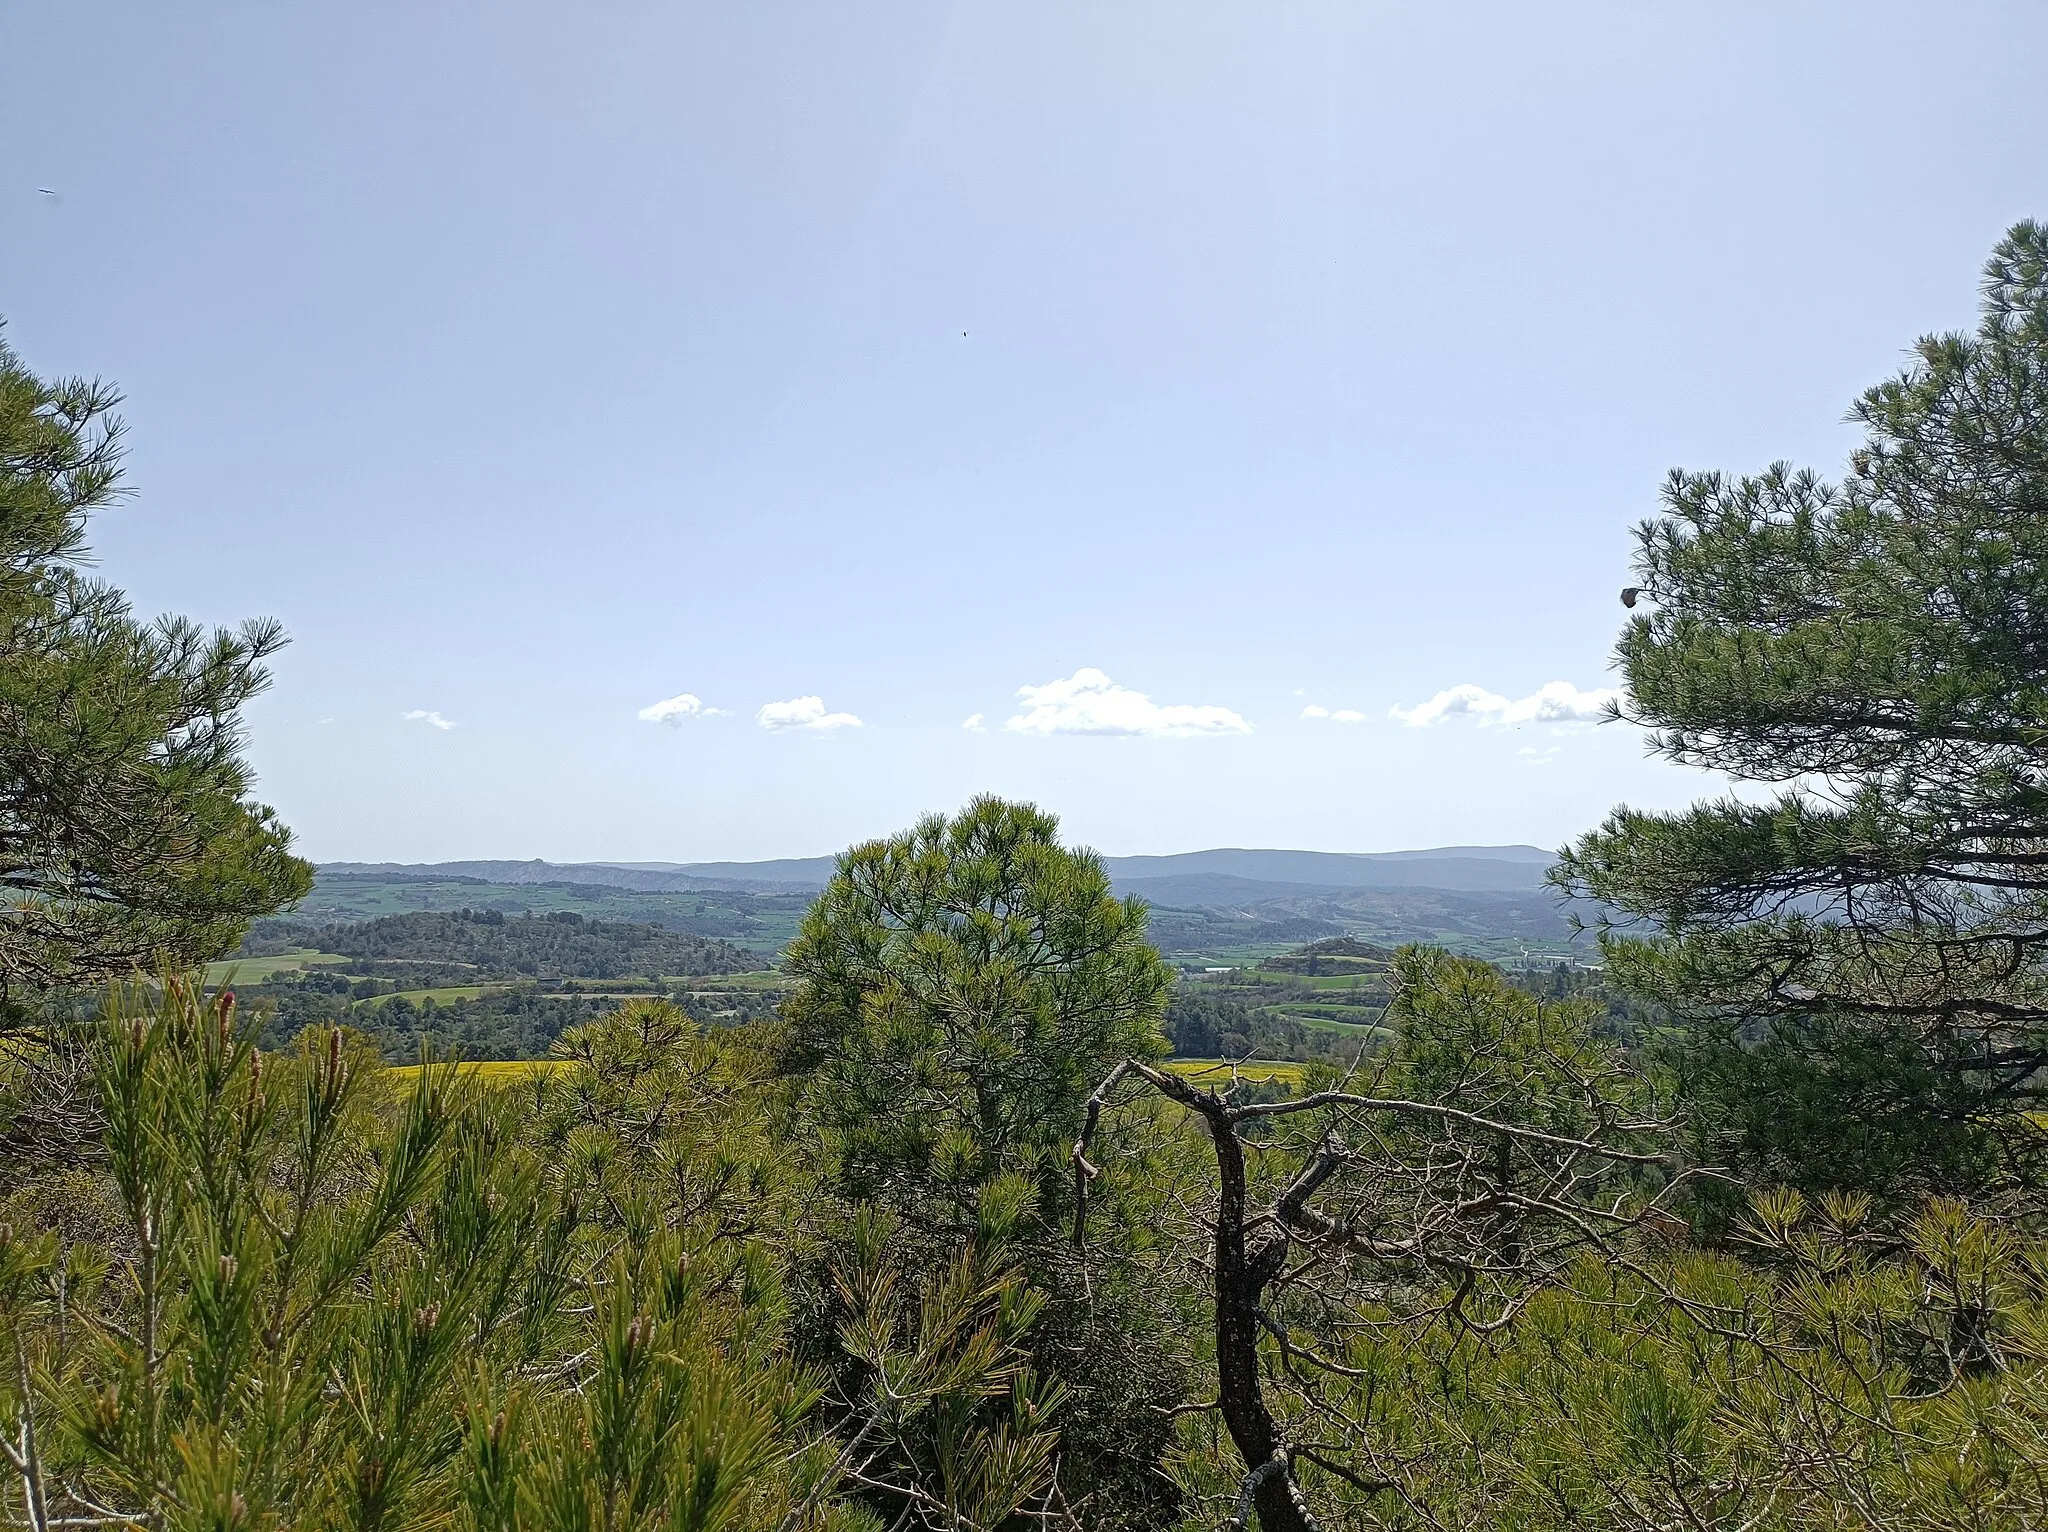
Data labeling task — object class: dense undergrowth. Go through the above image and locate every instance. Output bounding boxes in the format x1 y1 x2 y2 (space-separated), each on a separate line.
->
8 965 2048 1530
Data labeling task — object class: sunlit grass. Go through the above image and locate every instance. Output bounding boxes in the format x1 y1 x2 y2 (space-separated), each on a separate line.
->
1241 968 1388 991
364 985 499 1007
1268 1001 1387 1021
203 950 351 985
697 970 792 991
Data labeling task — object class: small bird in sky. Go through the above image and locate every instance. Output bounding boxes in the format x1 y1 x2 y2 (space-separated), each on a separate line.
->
1620 586 1643 608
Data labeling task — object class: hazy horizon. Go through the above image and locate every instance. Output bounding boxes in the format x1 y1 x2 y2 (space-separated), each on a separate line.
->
321 840 1557 868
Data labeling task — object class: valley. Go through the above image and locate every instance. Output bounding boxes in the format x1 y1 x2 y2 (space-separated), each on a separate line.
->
303 841 1590 970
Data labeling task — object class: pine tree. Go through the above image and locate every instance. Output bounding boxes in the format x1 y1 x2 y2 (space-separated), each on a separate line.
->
779 794 1171 1216
779 797 1186 1528
0 333 310 1021
1555 222 2048 1191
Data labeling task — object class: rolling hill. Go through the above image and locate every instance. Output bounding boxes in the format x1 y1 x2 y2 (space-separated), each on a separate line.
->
310 845 1583 965
327 844 1556 898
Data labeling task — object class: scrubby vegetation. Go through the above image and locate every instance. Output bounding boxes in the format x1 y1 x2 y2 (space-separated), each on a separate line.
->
5 224 2048 1529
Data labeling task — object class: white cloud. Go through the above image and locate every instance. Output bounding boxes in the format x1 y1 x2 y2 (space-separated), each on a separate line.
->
962 713 986 732
638 692 715 725
1003 668 1251 738
1390 681 1619 730
757 695 863 732
1301 704 1365 723
1390 685 1508 727
402 709 457 731
1518 745 1563 767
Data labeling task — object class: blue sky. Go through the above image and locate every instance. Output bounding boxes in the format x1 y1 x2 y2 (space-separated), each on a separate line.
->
5 1 2046 863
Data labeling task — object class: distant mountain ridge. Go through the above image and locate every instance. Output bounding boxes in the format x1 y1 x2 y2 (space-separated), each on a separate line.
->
1106 848 1551 896
318 860 751 893
600 857 841 888
321 844 1558 898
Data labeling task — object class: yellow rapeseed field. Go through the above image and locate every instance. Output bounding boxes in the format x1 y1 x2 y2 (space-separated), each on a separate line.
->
384 1056 1307 1088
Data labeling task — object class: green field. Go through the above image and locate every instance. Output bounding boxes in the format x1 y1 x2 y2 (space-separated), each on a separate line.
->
1172 943 1303 969
365 984 499 1007
1262 1012 1387 1040
1263 1001 1386 1023
680 970 790 992
203 950 351 985
1242 968 1386 991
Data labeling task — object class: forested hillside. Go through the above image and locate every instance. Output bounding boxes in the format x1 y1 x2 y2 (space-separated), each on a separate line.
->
291 872 815 946
306 855 1577 967
296 866 1577 967
220 909 776 1061
250 907 764 978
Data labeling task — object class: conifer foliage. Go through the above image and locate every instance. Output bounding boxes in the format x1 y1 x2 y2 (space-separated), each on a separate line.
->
0 987 827 1530
1556 222 2048 1185
0 335 309 1020
780 795 1171 1217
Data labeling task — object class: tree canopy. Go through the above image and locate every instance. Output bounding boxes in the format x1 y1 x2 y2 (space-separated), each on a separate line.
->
779 795 1171 1218
0 334 309 1018
1555 220 2048 1188
777 798 1186 1528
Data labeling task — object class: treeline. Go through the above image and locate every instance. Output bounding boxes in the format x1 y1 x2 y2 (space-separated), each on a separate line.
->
255 984 621 1059
1166 983 1378 1062
1145 890 1571 964
296 872 816 944
252 973 786 1060
249 907 765 979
